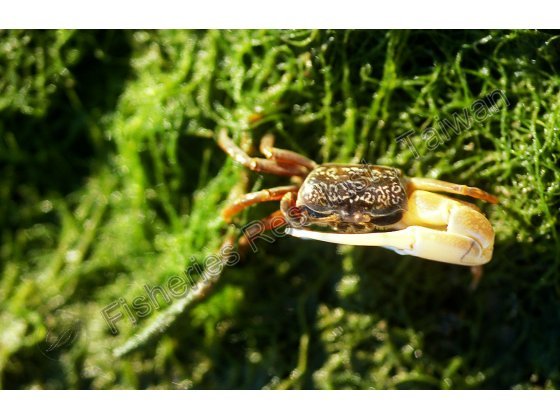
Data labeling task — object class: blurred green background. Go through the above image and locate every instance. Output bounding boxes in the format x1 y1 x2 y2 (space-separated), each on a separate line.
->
0 29 559 389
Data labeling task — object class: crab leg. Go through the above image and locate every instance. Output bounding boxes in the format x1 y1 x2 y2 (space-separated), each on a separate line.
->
259 134 317 170
286 191 495 266
222 185 299 222
239 210 287 250
217 129 311 177
407 177 498 204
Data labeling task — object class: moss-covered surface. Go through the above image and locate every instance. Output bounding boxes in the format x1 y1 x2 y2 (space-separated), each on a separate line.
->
1 30 559 389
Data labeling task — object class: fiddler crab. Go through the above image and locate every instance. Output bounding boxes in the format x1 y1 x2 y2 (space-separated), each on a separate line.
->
217 129 498 266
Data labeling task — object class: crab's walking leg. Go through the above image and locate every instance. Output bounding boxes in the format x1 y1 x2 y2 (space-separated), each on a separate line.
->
407 177 499 204
239 210 287 251
222 185 299 222
217 129 311 177
259 134 317 170
286 191 495 266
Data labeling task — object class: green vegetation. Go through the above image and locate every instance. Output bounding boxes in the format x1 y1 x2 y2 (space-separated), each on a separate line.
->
1 30 559 389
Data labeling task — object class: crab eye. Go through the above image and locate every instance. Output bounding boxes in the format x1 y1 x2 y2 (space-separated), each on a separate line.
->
370 210 404 226
303 207 332 219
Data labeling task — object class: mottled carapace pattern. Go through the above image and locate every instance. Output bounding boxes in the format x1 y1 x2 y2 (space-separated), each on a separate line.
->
297 164 408 228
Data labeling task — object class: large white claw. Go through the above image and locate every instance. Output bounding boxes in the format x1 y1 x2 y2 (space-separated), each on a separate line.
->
285 225 492 266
